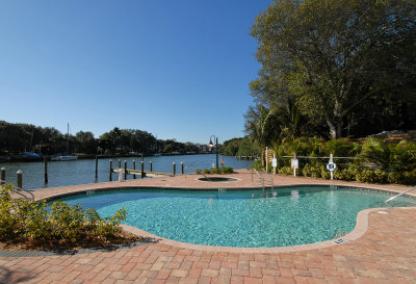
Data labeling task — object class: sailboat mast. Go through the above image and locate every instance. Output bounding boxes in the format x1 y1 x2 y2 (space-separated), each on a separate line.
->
66 123 70 154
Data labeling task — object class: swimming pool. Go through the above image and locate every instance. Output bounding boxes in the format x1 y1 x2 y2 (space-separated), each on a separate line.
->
58 186 415 248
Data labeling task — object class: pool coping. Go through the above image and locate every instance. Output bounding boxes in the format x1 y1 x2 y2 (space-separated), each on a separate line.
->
120 207 414 254
24 172 416 254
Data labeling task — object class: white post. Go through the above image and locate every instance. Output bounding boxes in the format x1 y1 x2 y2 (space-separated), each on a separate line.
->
326 153 336 180
291 153 298 177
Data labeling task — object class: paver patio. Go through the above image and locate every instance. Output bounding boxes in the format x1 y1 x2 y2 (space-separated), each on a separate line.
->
2 172 416 283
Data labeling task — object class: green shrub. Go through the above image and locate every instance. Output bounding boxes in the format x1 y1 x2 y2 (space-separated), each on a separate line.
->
355 168 387 183
334 164 357 181
196 167 235 175
302 164 321 178
278 166 293 176
0 184 132 249
262 137 416 185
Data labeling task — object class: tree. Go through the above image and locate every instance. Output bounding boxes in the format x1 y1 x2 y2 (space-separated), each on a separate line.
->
251 0 416 139
75 131 97 154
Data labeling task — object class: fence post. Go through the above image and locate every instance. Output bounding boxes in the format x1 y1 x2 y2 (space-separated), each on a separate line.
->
109 160 113 181
181 162 184 175
133 160 136 179
44 157 48 184
150 161 153 172
0 167 5 185
124 160 127 180
16 170 23 189
141 161 145 178
172 162 176 176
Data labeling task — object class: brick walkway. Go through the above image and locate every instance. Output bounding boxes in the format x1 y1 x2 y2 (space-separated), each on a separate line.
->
1 208 415 283
2 172 416 283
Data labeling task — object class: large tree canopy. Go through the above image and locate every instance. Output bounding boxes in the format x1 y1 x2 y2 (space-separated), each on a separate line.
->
248 0 416 141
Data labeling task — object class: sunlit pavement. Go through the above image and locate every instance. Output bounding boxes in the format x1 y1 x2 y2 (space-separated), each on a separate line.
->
2 171 416 283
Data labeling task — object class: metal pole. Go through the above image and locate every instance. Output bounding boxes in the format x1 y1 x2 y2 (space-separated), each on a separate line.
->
0 167 5 185
215 137 219 169
109 160 113 181
44 157 48 184
124 160 127 180
16 170 23 189
133 160 136 179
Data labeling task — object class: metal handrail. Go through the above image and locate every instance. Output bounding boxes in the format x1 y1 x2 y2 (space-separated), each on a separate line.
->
385 187 416 204
0 179 34 200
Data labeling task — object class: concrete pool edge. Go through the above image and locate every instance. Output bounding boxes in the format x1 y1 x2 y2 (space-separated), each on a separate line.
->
27 175 416 254
119 206 412 254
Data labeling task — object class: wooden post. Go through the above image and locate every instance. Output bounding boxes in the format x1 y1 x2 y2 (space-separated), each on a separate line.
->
172 162 176 176
95 156 99 181
124 160 127 180
109 160 113 181
150 161 153 172
181 162 184 175
44 157 48 184
133 160 136 179
16 170 23 189
141 161 145 178
0 167 5 185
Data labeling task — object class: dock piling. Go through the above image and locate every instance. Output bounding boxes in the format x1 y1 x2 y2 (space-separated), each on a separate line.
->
172 162 176 176
133 160 136 179
141 161 144 178
181 162 184 175
16 170 23 189
0 167 5 185
44 157 48 184
150 161 153 172
124 160 127 180
109 160 113 181
95 156 98 181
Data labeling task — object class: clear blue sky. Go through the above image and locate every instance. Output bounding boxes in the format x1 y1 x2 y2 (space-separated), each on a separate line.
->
0 0 271 143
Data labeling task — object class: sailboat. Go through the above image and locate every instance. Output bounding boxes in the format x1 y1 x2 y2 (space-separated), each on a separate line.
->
51 123 78 161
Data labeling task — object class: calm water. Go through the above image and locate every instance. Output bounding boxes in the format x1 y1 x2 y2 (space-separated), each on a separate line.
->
59 186 416 248
0 154 251 190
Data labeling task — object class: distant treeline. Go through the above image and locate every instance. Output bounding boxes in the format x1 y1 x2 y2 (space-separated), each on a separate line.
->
220 137 260 157
0 121 205 155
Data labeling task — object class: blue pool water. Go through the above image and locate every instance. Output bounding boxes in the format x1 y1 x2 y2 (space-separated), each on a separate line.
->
58 186 415 248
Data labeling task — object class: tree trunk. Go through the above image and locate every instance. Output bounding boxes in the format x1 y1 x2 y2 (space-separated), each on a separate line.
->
327 120 337 139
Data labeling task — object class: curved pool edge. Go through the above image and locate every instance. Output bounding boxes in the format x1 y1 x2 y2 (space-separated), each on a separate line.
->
33 180 416 203
29 176 416 253
121 207 414 254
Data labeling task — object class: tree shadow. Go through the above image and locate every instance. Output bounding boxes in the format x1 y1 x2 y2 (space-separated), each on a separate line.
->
0 266 34 284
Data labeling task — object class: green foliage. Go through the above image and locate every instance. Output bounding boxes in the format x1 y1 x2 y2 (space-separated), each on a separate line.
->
195 167 234 175
0 185 130 248
247 0 416 141
267 137 416 185
0 121 204 156
220 137 260 157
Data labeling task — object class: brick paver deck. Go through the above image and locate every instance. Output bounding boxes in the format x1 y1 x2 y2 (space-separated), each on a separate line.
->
2 172 416 283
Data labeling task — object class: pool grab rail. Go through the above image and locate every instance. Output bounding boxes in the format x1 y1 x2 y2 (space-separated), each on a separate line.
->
253 169 274 189
385 187 416 204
